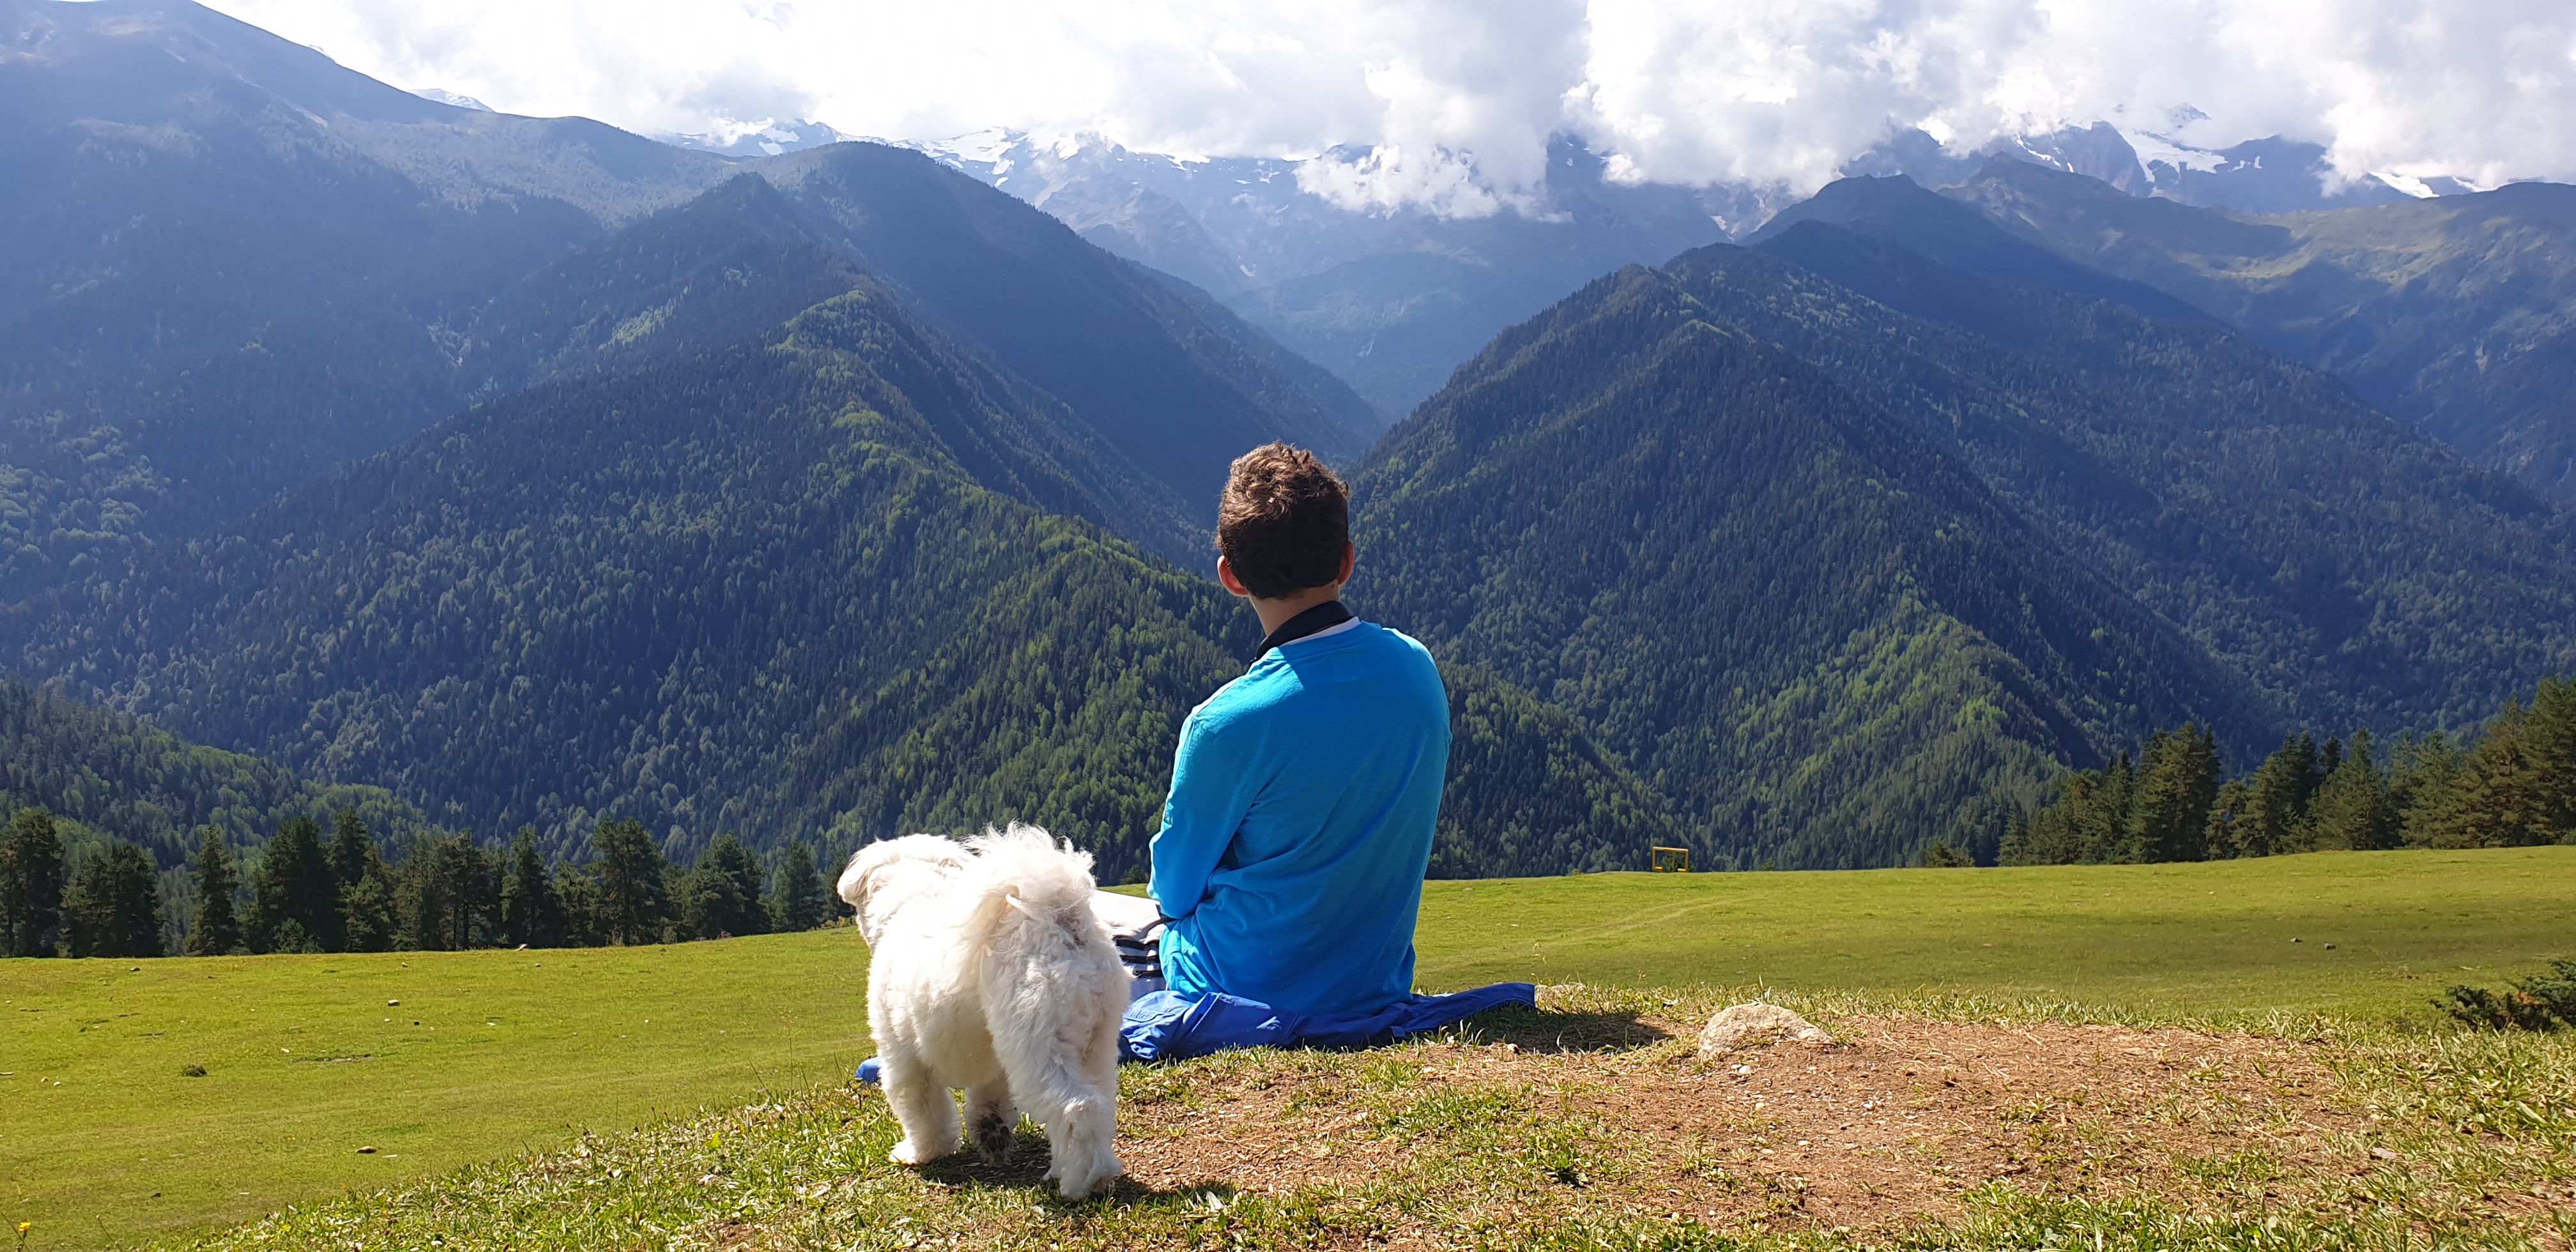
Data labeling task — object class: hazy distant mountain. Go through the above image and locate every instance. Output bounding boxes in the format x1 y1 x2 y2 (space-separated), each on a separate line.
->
1844 122 2459 215
409 87 492 112
884 118 2508 425
898 130 1766 421
665 118 850 158
1747 171 2212 324
1933 160 2576 501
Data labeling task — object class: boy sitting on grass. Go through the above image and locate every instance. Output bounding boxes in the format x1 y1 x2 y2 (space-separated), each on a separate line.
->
1135 442 1453 1020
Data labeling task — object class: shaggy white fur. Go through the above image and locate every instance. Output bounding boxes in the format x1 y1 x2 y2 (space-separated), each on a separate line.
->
836 825 1128 1199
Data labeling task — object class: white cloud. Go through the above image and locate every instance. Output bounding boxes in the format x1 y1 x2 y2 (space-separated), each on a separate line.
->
205 0 2576 208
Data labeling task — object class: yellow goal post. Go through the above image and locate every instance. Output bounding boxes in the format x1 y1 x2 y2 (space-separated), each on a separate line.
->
1650 846 1691 873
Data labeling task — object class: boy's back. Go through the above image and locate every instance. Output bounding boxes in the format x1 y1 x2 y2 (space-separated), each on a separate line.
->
1150 619 1449 1018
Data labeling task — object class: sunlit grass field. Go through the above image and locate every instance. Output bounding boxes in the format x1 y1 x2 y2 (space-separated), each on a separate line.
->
3 938 870 1249
4 846 2572 1248
1414 846 2576 1023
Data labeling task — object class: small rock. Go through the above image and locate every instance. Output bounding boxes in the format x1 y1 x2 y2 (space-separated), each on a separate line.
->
1696 1002 1831 1058
356 1146 376 1154
2324 943 2336 950
2371 1147 2398 1161
387 999 399 1007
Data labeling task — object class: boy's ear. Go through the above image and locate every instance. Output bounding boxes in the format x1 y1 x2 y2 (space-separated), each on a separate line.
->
1216 556 1251 599
1337 543 1356 586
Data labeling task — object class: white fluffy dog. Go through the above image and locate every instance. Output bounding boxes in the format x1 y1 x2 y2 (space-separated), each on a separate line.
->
836 825 1128 1199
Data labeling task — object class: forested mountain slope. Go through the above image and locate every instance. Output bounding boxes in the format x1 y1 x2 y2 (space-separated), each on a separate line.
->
1353 264 2274 869
1933 161 2576 501
457 148 1374 558
0 1 1372 595
0 678 434 871
3 285 1644 877
1746 174 2211 324
0 0 737 593
1703 223 2576 734
755 144 1377 517
1356 225 2576 867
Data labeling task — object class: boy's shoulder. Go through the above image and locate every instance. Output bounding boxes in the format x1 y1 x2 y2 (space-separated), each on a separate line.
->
1192 622 1441 731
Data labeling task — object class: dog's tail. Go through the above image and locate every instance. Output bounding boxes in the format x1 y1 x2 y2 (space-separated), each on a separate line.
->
956 823 1107 954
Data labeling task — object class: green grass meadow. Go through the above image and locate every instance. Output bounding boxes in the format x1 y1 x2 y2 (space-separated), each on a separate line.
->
3 938 870 1249
4 846 2573 1248
1416 847 2576 1021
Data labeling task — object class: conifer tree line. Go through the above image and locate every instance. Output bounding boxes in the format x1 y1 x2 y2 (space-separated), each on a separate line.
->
0 810 839 958
1998 677 2576 866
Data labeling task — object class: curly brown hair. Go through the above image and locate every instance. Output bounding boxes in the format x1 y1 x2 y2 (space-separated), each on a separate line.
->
1217 443 1349 599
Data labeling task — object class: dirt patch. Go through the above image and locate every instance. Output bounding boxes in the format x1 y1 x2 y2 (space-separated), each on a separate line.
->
1109 1014 2361 1233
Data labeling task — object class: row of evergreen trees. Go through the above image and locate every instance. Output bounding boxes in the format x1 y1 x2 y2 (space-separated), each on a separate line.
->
1998 677 2576 866
0 809 840 958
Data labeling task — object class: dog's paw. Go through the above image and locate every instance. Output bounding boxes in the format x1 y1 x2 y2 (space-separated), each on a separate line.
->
1052 1154 1124 1200
887 1138 940 1166
972 1115 1015 1163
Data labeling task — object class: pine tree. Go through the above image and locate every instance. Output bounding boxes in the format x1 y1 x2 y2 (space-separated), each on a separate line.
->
2078 753 2135 863
2391 731 2468 846
767 839 831 932
2522 676 2575 844
2240 733 2323 857
675 829 762 937
63 841 165 958
2126 723 2219 863
705 834 762 932
2411 700 2542 848
2003 772 2092 865
247 815 335 953
2308 729 2398 850
185 828 243 956
328 808 399 952
500 828 564 948
397 834 500 950
2204 777 2255 858
0 807 67 957
591 818 668 946
1995 809 2036 866
555 866 605 947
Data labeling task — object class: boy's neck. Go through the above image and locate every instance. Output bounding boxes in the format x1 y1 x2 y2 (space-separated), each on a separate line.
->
1247 583 1344 636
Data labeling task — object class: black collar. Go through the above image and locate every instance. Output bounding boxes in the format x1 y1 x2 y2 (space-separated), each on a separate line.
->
1257 599 1355 657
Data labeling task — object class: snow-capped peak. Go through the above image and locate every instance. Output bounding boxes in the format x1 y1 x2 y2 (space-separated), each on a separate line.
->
411 87 493 112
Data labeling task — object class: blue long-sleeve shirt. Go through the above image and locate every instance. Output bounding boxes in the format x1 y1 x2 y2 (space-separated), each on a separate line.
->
1149 620 1450 1018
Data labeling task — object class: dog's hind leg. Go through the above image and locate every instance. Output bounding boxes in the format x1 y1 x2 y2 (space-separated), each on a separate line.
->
965 1081 1018 1164
882 1065 962 1166
1001 1048 1123 1199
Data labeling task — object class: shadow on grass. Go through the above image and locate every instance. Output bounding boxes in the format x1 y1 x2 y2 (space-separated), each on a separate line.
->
917 1133 1239 1211
1436 1002 1674 1053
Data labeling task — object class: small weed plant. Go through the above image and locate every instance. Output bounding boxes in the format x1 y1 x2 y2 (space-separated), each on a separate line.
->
2442 958 2576 1031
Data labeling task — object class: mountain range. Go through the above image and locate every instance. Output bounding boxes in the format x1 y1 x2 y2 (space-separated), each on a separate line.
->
0 0 1367 593
1 0 2572 878
885 119 2525 433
